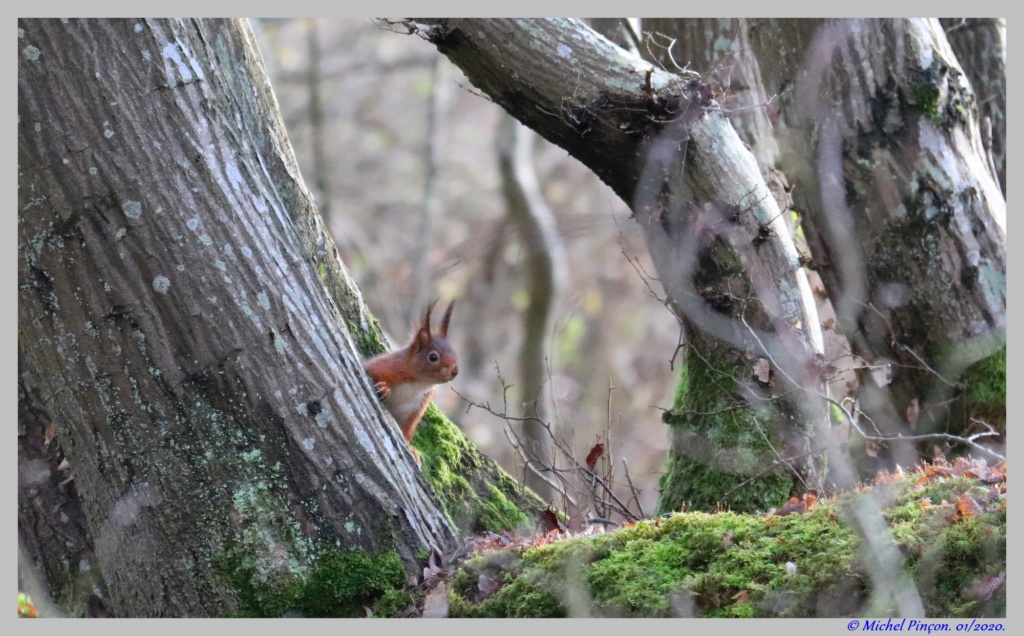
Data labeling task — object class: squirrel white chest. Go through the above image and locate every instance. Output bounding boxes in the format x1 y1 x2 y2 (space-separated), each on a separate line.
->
383 381 436 423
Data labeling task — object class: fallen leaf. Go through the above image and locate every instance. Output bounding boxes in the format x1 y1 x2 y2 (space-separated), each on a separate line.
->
773 497 807 517
821 318 835 330
478 574 497 597
906 398 920 429
57 458 71 472
422 582 449 618
44 423 56 447
979 485 1001 504
422 549 443 581
973 571 1006 601
538 509 561 534
869 362 892 387
954 492 982 520
753 358 771 383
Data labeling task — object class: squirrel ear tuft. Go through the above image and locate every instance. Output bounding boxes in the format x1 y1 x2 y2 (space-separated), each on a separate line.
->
422 298 439 335
440 298 455 337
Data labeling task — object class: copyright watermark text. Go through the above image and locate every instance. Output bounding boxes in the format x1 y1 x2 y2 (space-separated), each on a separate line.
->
846 620 1004 633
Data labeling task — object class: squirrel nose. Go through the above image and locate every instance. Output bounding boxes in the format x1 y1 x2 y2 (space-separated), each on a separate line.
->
451 365 459 378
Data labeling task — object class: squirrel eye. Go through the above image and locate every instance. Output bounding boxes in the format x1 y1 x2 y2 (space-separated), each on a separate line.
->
428 352 439 363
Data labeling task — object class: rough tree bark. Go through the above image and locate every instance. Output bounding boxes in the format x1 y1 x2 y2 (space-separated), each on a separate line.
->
416 18 828 511
17 18 541 618
746 19 1006 468
940 18 1006 195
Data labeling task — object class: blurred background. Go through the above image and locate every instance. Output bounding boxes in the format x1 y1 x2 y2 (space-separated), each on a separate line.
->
255 19 680 514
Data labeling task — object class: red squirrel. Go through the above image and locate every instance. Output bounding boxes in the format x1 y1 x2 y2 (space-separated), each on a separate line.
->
364 299 458 463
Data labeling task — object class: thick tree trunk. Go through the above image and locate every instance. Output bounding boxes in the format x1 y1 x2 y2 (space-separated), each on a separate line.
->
419 19 828 511
18 18 457 616
747 19 1006 468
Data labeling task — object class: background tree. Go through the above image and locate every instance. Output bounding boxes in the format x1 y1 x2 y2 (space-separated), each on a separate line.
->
401 17 1004 510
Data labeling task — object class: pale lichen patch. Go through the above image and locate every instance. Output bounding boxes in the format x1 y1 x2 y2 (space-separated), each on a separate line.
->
152 276 171 294
122 201 142 219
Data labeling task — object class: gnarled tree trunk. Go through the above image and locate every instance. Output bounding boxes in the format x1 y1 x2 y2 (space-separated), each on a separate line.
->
18 18 457 617
418 18 829 511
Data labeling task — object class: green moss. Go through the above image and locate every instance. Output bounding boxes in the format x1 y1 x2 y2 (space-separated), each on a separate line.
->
911 83 942 122
659 343 793 514
479 485 529 533
299 549 405 617
412 403 539 534
959 346 1005 424
444 467 1005 617
214 546 405 617
371 588 416 617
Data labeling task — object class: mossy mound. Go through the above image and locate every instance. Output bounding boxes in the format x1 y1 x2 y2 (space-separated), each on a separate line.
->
447 461 1005 618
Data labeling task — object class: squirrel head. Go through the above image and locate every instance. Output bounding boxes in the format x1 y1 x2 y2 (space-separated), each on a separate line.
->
410 298 459 384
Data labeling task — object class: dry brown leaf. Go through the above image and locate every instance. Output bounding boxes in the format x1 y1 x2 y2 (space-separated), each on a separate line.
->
585 443 604 471
538 509 561 534
44 423 56 447
906 398 920 429
954 492 982 520
772 497 806 517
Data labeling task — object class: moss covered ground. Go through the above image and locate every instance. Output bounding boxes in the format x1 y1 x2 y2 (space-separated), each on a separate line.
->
445 461 1005 618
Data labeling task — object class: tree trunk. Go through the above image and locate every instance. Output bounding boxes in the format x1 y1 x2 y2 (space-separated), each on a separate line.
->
747 19 1006 468
419 18 828 511
18 18 461 617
